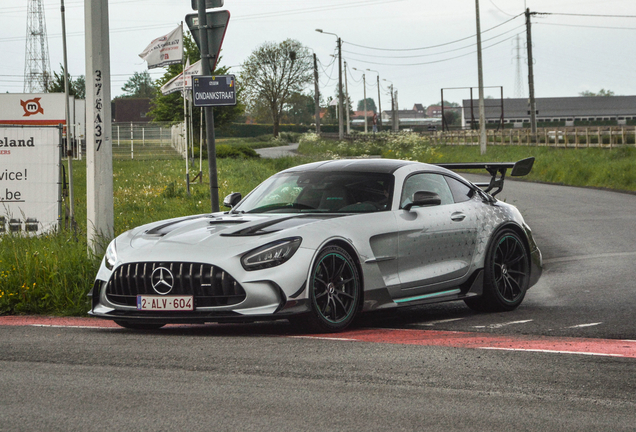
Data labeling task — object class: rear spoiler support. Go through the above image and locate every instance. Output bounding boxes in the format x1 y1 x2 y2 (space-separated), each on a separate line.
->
437 157 534 197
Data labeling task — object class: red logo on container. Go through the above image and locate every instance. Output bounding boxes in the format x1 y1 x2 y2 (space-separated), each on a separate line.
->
20 98 44 117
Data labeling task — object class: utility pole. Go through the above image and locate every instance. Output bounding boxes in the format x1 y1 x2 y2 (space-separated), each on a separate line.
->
316 30 343 139
196 0 220 212
344 61 350 135
475 0 487 155
313 53 321 134
393 88 399 132
337 37 344 139
526 8 538 143
60 0 75 229
362 73 367 132
85 0 114 254
367 69 382 130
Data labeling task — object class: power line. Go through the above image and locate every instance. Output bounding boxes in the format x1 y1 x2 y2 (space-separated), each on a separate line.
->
344 13 523 52
342 24 525 59
343 32 522 67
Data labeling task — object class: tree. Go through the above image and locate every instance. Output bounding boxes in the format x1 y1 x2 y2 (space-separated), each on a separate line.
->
45 64 85 98
579 89 615 97
357 98 377 113
240 39 313 136
148 32 244 130
282 92 315 125
121 71 155 99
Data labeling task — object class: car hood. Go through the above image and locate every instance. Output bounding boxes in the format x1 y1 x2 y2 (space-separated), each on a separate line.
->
122 212 346 256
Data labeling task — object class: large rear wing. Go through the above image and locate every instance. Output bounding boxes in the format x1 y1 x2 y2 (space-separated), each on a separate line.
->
437 157 534 197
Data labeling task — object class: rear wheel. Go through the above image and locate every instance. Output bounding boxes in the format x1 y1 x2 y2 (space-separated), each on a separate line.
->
465 229 530 312
303 245 361 333
114 320 165 330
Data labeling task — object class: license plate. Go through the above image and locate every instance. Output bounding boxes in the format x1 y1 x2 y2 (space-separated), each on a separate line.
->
137 295 193 311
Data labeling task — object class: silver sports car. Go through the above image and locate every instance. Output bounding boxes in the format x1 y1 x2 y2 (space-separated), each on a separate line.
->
89 158 542 332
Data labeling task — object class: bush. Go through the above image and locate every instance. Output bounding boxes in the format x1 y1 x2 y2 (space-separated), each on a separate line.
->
216 144 260 159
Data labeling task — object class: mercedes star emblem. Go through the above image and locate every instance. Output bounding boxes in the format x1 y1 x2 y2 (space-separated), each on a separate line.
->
151 266 174 295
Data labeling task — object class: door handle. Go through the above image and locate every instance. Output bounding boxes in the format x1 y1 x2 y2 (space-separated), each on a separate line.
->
451 212 466 222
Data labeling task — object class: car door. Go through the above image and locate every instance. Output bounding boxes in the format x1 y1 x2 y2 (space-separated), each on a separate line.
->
396 172 478 293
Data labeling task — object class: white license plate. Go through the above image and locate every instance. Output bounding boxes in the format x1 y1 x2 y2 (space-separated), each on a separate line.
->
137 295 193 311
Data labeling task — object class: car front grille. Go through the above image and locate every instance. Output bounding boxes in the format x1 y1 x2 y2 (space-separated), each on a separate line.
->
105 262 246 308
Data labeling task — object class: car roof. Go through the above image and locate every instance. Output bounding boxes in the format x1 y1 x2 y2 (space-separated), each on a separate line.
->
280 159 445 175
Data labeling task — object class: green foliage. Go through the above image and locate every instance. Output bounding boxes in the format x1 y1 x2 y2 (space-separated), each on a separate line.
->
216 144 260 159
45 64 85 98
216 123 323 138
357 98 377 113
148 32 245 129
579 89 616 97
121 71 155 99
240 39 313 136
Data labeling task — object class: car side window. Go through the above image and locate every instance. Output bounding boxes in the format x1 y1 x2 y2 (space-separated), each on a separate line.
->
400 173 454 208
445 176 474 203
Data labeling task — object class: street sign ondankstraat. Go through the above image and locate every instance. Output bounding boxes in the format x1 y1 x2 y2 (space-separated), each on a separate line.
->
192 75 237 107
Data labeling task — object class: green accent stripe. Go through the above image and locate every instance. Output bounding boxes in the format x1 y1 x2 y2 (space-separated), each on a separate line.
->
395 289 462 304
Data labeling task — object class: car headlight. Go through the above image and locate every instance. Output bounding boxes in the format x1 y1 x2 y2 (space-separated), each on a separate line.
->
241 237 302 271
104 239 118 270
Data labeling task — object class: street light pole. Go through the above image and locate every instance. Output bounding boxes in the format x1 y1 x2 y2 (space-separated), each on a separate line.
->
475 0 487 155
367 69 381 130
316 29 344 139
313 53 320 134
344 61 351 135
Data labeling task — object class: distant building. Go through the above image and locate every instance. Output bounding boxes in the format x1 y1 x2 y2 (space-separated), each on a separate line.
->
112 98 152 123
427 105 442 118
462 96 636 128
413 104 425 114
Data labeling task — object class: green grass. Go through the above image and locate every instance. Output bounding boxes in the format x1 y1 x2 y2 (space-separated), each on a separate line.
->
0 155 311 316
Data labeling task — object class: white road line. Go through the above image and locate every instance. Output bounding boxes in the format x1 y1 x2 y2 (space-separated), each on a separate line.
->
480 347 624 357
487 319 534 329
417 318 465 326
567 322 603 328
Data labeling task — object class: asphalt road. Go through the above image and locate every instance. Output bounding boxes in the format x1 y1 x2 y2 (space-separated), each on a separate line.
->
1 169 635 431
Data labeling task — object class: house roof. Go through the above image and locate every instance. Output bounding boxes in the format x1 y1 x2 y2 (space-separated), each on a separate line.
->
462 96 636 119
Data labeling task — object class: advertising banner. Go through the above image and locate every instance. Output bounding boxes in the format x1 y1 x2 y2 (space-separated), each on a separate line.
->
0 126 61 235
160 60 202 95
139 26 183 69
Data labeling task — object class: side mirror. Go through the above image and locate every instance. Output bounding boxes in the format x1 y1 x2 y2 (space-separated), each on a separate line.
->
223 192 242 209
403 191 441 211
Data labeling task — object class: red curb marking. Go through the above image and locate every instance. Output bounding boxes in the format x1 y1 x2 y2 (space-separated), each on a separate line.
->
306 328 636 358
1 316 635 358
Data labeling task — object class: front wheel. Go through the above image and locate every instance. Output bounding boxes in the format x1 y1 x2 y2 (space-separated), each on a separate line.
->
465 229 530 312
303 245 361 333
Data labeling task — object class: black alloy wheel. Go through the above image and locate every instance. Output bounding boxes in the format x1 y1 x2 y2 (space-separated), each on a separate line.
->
305 245 361 332
465 229 530 312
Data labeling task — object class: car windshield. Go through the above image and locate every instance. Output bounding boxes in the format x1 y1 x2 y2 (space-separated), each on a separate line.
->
232 171 394 214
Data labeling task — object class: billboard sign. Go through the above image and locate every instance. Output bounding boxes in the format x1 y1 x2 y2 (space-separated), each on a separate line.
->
0 126 61 234
192 75 237 107
0 93 66 126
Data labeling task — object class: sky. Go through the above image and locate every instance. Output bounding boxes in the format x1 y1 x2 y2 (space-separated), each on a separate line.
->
2 0 636 111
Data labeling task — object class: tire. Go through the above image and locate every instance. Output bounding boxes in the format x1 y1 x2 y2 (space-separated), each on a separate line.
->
465 229 530 312
114 320 166 330
303 245 361 333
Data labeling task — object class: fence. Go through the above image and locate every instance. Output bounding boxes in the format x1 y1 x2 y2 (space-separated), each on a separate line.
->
112 122 180 160
433 126 636 147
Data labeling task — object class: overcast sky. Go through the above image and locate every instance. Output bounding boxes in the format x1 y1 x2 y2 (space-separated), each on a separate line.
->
2 0 636 110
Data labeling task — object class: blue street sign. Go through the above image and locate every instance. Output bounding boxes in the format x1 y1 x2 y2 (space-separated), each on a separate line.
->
192 75 237 107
